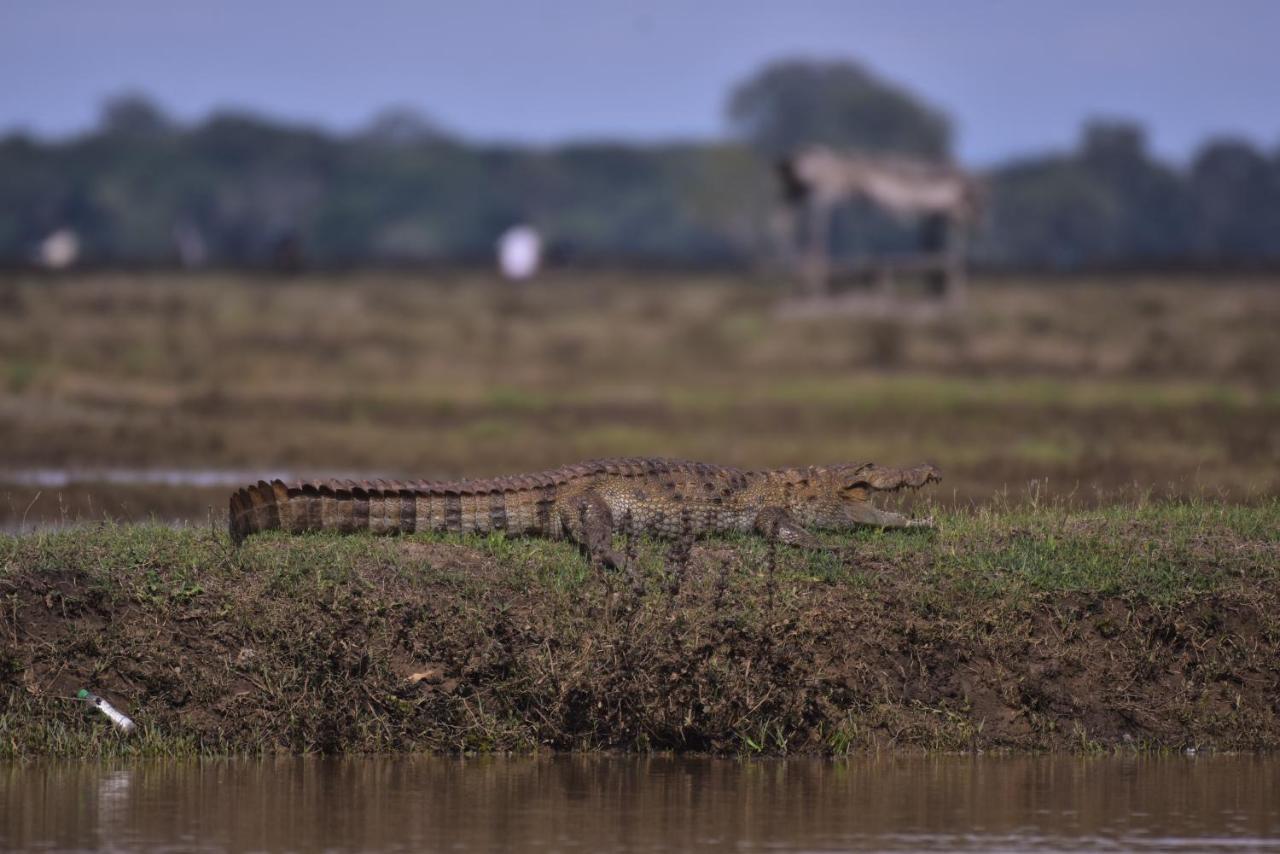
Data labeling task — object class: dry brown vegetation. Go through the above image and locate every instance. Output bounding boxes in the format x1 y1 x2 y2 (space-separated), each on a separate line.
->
3 500 1279 758
1 270 1277 527
2 270 1278 756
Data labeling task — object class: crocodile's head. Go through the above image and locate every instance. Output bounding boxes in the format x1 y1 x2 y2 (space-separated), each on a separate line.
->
840 462 941 494
785 462 941 530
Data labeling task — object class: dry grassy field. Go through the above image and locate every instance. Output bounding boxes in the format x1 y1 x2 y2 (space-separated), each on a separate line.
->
0 270 1277 526
3 270 1280 757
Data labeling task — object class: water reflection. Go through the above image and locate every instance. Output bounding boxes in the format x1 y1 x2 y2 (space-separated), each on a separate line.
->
2 755 1277 852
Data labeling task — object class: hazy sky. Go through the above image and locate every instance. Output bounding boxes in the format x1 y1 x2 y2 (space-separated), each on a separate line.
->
3 1 1277 165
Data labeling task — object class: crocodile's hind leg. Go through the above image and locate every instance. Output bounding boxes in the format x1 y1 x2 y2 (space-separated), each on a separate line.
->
754 506 823 548
560 490 624 570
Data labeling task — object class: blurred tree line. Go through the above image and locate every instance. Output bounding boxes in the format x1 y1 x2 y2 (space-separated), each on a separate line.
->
2 58 1278 271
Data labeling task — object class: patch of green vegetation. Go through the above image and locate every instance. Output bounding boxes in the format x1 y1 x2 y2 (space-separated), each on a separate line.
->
2 499 1278 758
461 418 520 441
0 694 209 759
571 424 673 457
748 375 1267 412
4 499 1276 605
1011 436 1083 465
485 386 553 412
716 312 766 345
4 358 38 393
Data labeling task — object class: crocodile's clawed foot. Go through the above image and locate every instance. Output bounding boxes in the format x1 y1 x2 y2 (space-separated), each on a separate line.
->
754 506 825 549
596 548 625 571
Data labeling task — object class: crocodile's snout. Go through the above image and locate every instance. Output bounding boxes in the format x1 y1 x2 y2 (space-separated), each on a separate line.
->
861 463 942 492
912 464 942 488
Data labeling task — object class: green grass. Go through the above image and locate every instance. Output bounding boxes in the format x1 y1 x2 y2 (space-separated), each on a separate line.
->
732 375 1272 412
2 498 1276 602
2 499 1278 759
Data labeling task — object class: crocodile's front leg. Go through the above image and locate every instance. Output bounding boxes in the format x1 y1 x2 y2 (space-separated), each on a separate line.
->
754 506 824 548
560 490 624 569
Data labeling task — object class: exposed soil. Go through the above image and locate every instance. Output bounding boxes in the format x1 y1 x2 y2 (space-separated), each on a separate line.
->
2 273 1277 755
4 522 1278 756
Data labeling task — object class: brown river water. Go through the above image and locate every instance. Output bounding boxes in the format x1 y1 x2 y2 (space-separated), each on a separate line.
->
2 755 1278 852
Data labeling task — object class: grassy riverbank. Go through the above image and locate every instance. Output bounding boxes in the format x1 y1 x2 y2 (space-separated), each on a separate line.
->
3 498 1278 758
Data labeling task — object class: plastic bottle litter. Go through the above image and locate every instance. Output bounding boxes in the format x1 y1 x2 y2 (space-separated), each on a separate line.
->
78 689 136 734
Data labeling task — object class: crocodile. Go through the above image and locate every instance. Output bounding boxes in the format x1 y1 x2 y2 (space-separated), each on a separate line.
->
228 457 941 566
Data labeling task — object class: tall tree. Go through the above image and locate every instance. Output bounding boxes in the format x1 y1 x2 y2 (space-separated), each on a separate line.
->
725 58 952 160
1189 137 1280 262
98 93 175 138
979 120 1193 269
359 106 456 149
1079 120 1191 260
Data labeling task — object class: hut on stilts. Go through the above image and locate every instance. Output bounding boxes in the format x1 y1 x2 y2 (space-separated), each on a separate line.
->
776 146 981 316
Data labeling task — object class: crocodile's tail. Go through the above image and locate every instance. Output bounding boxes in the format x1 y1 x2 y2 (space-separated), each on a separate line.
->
228 459 747 545
228 480 418 545
228 475 566 545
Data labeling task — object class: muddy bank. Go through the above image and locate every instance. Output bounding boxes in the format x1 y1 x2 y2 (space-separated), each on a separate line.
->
2 503 1279 756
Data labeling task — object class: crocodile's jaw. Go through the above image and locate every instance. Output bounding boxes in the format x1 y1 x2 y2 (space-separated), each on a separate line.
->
841 463 941 529
788 463 941 531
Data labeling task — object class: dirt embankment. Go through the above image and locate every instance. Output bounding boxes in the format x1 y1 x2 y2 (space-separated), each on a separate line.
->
3 509 1278 757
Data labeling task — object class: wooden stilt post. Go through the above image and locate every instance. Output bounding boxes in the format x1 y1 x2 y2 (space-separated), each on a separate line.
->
803 198 832 298
945 215 967 310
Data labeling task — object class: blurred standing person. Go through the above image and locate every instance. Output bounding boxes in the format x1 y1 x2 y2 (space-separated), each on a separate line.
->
497 224 542 281
491 224 543 383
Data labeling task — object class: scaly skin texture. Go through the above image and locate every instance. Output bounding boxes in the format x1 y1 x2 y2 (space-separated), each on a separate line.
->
229 457 941 567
